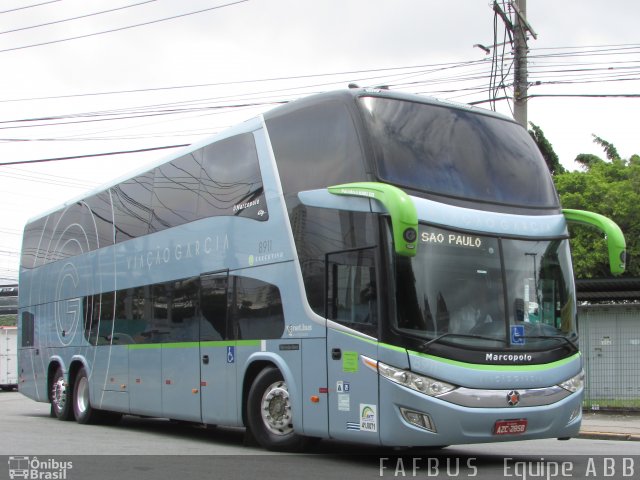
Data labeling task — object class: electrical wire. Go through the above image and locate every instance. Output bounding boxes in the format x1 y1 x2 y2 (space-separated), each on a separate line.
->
0 1 158 35
0 144 189 166
0 0 61 15
0 0 250 54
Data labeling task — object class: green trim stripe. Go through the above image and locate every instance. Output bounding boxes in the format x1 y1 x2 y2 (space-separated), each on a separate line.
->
408 350 581 372
335 329 581 371
128 340 261 350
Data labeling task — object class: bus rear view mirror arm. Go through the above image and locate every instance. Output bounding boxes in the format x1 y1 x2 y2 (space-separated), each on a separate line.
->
328 182 418 257
562 209 626 276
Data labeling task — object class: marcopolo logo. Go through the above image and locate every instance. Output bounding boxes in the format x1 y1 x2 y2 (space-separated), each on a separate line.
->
8 456 73 480
486 353 533 363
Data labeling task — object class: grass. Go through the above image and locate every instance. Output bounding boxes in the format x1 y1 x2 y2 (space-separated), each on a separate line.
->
584 398 640 411
0 314 16 326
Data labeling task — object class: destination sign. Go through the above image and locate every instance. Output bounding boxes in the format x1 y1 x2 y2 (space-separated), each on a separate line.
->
421 231 483 248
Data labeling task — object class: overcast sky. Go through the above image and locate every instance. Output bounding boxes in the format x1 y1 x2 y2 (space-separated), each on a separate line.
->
1 0 638 283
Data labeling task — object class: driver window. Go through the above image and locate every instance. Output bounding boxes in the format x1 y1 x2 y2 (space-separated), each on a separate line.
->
327 248 377 338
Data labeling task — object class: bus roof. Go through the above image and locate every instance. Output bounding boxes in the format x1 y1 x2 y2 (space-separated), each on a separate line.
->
24 88 516 225
263 88 514 124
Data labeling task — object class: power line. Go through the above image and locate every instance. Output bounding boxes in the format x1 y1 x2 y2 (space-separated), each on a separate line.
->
0 59 488 103
0 44 635 142
0 0 249 54
0 0 61 15
0 100 286 131
526 93 640 99
0 0 158 36
0 144 189 166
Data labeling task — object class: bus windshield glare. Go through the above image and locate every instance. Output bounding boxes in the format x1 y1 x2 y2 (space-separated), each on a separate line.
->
394 225 577 350
359 96 559 208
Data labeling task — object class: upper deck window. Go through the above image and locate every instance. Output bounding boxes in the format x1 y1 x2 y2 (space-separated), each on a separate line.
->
359 97 559 208
266 100 366 195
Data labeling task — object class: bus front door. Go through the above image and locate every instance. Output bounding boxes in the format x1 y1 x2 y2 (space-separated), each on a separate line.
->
326 248 381 444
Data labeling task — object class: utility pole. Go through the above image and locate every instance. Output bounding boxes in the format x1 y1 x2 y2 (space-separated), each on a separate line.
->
492 0 537 127
512 0 536 127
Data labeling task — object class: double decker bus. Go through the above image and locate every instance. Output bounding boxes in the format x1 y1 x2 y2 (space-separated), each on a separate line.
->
18 89 626 451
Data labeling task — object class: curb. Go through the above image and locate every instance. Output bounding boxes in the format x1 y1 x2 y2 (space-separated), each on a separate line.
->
578 431 640 442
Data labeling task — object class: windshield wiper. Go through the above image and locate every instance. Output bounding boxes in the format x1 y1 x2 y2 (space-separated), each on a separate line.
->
522 335 579 351
418 332 507 353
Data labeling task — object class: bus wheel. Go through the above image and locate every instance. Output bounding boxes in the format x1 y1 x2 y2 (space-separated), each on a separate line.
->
247 367 309 451
73 367 97 424
50 367 74 421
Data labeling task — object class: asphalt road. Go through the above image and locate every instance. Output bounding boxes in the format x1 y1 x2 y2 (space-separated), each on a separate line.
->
1 391 638 480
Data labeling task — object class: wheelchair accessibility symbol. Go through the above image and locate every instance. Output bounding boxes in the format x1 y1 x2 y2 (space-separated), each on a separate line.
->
511 325 525 345
227 346 235 364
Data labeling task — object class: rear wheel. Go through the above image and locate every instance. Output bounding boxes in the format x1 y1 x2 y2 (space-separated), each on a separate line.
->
50 366 74 421
73 367 97 424
246 367 310 451
72 367 122 425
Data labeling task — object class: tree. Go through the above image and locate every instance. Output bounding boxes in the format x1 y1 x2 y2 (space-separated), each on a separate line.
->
554 137 639 278
528 122 565 175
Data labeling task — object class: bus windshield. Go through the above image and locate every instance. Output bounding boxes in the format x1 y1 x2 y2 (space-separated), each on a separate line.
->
359 96 559 208
394 225 577 350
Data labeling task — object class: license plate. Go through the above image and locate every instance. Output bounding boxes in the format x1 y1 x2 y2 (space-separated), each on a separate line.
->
494 419 527 435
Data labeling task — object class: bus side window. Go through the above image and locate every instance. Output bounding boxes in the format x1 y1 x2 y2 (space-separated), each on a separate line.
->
150 151 202 233
83 295 99 346
21 311 35 347
167 278 199 342
97 291 115 346
230 277 284 341
198 134 267 221
111 172 154 242
201 275 228 341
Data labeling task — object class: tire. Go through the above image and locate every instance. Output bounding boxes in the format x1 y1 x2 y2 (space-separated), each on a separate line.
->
72 367 122 425
73 367 97 424
50 366 74 421
246 367 310 451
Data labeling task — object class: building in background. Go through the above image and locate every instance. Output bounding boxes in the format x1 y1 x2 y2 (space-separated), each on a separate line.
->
0 285 17 326
0 326 17 390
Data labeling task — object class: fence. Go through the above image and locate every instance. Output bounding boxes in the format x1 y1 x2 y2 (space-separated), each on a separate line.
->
578 304 640 411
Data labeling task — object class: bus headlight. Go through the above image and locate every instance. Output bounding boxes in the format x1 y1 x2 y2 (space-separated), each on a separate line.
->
378 362 455 396
559 370 585 393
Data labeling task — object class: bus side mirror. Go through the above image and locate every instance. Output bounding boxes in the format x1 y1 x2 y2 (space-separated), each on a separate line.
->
562 209 626 276
328 182 418 257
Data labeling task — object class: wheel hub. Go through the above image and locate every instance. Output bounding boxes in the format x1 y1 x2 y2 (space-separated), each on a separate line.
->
261 381 293 436
52 377 67 412
76 376 90 415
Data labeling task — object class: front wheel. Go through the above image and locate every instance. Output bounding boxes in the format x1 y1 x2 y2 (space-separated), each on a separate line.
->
246 367 310 451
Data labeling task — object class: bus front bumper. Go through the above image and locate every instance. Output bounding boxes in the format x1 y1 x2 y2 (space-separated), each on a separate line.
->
378 379 582 447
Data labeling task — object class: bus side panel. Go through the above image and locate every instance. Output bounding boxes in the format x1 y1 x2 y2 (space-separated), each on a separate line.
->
91 345 129 412
301 337 328 437
128 347 162 416
17 348 41 401
326 329 380 445
201 341 239 426
161 344 201 422
18 303 50 402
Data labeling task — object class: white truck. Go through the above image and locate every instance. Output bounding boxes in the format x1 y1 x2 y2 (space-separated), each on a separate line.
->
0 326 17 391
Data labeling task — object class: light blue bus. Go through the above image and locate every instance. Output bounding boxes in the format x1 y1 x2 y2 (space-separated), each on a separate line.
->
18 89 626 451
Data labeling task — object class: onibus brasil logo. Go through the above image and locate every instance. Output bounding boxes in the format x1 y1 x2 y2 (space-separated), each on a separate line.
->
8 456 73 480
